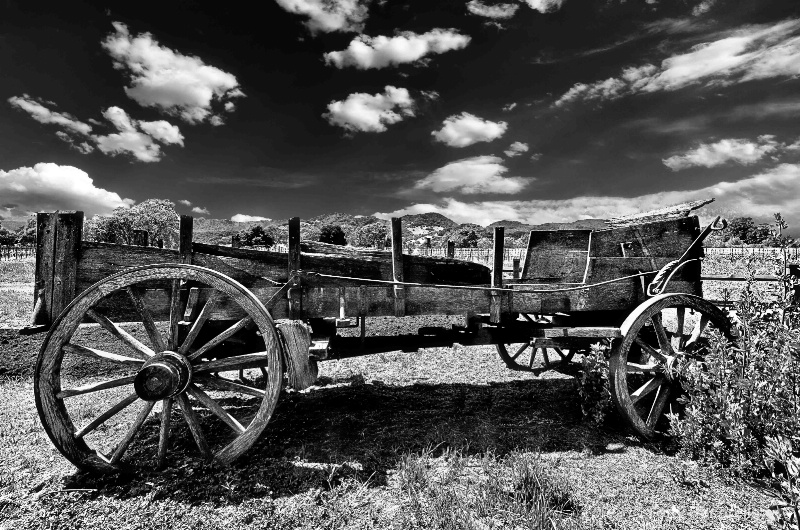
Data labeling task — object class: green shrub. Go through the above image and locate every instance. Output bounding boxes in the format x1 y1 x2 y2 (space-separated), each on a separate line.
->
577 343 613 426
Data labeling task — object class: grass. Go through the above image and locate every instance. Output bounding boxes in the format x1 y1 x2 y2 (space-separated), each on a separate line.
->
0 254 778 529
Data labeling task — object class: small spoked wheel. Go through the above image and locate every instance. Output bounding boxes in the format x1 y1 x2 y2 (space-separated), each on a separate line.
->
495 313 578 373
35 264 283 473
609 293 733 440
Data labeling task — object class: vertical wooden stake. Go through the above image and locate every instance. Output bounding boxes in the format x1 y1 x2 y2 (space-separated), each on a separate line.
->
391 217 405 317
447 240 455 259
50 212 83 321
288 217 302 319
32 213 57 327
512 258 520 280
179 215 193 264
490 227 504 324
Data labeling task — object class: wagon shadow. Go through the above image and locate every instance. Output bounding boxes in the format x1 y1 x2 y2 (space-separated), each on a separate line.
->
64 376 639 504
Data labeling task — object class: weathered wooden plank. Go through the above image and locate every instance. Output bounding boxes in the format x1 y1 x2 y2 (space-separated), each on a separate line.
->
179 215 193 264
51 212 83 319
522 230 591 283
391 217 405 317
288 217 302 319
34 213 57 326
591 216 700 257
543 327 621 338
490 227 504 323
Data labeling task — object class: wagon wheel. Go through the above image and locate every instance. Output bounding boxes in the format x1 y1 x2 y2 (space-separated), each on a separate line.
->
495 314 579 373
35 264 283 473
609 293 733 440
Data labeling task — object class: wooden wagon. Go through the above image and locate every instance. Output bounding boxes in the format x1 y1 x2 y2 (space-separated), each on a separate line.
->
26 204 733 473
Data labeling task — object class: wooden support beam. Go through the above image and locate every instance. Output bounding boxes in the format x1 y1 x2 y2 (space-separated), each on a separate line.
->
512 258 520 280
179 215 193 264
51 212 83 321
490 226 504 323
288 217 302 319
391 217 405 317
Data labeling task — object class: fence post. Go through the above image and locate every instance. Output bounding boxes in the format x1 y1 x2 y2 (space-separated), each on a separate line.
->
447 240 455 259
288 217 302 319
490 227 504 324
179 215 193 264
512 258 520 280
391 217 405 317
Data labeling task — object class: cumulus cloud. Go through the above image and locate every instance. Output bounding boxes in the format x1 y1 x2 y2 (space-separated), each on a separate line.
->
231 214 271 222
93 107 183 163
55 131 95 154
324 86 415 133
376 164 800 225
8 95 93 135
521 0 565 13
0 163 132 218
466 1 519 19
431 112 508 148
102 22 243 124
324 29 470 69
274 0 369 34
414 156 528 195
178 199 192 206
504 141 529 157
191 206 210 215
663 136 780 170
555 19 800 107
530 152 543 161
502 102 517 112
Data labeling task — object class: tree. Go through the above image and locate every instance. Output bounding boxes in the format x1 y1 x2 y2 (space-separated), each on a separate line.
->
351 222 388 247
84 199 180 247
728 217 756 243
16 217 36 245
0 224 17 245
459 230 479 248
319 224 346 245
237 225 275 247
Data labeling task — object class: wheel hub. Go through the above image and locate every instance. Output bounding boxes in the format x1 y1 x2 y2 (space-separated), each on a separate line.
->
134 351 193 401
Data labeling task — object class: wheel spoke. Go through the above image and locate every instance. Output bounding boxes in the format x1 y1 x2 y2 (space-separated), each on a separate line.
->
86 309 154 360
685 314 710 349
176 394 211 459
554 348 567 361
126 286 167 352
187 384 245 434
631 376 664 405
195 375 266 398
675 307 686 351
178 294 219 356
626 362 661 374
187 317 254 361
510 343 528 361
157 398 172 469
541 348 551 368
57 375 137 398
650 313 673 356
63 343 144 366
168 279 182 351
646 383 672 429
193 352 270 374
75 392 139 439
632 336 668 363
110 400 155 464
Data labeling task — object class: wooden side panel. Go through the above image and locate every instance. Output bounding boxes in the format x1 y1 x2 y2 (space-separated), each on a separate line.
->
522 230 591 283
51 212 83 318
590 216 700 257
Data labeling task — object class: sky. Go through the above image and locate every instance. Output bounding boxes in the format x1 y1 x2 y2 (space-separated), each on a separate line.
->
2 0 800 228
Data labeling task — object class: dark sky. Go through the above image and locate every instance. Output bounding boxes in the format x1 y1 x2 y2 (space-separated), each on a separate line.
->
2 0 800 226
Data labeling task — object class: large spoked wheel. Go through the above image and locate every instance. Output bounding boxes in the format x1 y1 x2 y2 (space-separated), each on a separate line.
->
35 264 283 473
609 293 734 440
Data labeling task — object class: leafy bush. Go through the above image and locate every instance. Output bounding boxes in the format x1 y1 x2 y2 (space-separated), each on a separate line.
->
577 343 613 426
84 199 179 247
236 225 276 248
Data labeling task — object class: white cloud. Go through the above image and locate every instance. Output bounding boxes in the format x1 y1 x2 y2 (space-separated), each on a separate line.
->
178 199 192 206
93 107 182 163
55 132 95 154
693 0 717 16
663 136 780 170
431 112 508 148
0 163 132 218
555 19 800 106
224 101 236 112
502 102 517 112
324 86 415 133
324 29 470 69
414 156 528 195
231 214 271 222
8 95 93 135
376 163 800 225
102 22 243 124
191 206 210 215
530 152 542 161
504 141 529 157
521 0 565 13
274 0 369 34
467 1 519 19
138 120 185 145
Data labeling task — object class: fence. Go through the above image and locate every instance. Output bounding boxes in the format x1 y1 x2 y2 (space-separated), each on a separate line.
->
0 245 35 260
705 247 800 259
